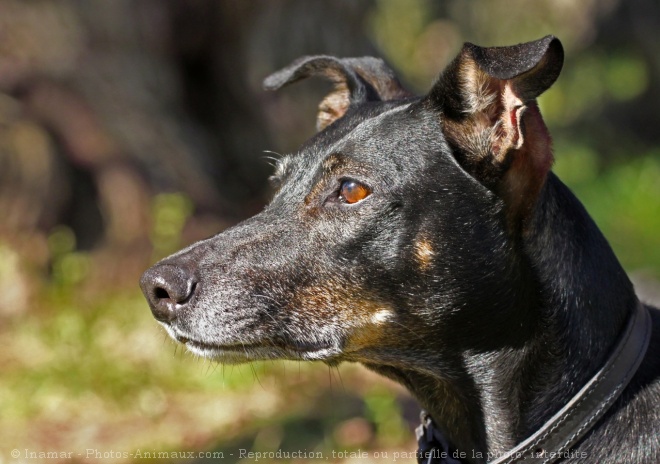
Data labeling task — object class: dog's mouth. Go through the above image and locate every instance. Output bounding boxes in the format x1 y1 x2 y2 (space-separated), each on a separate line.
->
171 332 341 363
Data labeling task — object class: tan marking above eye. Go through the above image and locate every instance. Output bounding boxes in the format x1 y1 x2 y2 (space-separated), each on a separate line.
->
340 180 371 204
414 237 435 271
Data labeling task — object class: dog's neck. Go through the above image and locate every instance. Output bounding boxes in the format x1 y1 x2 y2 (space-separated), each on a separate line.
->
368 174 637 463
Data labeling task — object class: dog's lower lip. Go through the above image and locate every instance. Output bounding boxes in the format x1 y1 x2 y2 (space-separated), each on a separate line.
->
180 337 330 354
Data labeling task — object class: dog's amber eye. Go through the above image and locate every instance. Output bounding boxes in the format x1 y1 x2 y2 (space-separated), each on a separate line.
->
339 180 371 204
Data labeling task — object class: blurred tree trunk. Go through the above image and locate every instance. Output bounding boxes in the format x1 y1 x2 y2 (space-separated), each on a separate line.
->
0 0 375 294
592 0 660 152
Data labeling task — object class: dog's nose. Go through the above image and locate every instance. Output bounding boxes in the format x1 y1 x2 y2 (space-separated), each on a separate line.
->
140 263 197 323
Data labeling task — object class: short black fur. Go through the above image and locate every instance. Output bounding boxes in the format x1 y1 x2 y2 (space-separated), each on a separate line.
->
141 37 659 463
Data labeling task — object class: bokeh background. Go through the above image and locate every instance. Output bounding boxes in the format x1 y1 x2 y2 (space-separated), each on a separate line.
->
1 1 659 463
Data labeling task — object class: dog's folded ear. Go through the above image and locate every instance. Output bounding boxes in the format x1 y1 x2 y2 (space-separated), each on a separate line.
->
264 56 411 131
430 36 564 226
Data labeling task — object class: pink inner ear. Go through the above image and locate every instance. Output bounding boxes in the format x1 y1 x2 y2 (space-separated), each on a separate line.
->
525 106 553 175
500 104 554 227
510 108 518 128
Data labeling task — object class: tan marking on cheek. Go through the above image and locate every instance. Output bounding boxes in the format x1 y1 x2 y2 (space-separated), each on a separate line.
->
344 302 395 352
414 237 435 271
290 283 395 352
370 308 394 325
292 284 347 318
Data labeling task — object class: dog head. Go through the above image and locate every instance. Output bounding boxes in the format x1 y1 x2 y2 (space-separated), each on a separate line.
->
140 37 563 369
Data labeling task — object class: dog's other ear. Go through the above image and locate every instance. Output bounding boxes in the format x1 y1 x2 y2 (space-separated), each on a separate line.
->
264 56 411 131
430 36 563 225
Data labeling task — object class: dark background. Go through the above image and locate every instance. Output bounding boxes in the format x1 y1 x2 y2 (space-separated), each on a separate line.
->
1 1 658 462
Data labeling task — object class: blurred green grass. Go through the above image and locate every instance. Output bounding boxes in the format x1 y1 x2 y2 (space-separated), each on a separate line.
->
553 145 660 277
1 282 414 462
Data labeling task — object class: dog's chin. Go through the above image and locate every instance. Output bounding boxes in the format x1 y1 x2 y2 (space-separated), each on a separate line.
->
161 325 342 363
185 341 341 364
183 341 282 364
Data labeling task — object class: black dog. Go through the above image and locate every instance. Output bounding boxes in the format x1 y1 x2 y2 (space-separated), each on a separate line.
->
141 36 659 463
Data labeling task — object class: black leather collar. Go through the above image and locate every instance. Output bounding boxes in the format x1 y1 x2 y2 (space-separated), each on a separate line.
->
417 302 652 464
